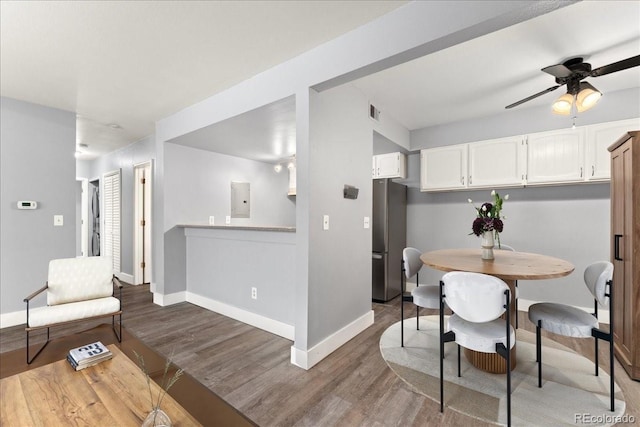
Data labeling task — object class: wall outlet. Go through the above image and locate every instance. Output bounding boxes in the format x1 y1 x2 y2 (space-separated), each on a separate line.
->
323 215 329 230
209 216 215 225
251 287 257 300
54 215 64 226
364 216 370 229
225 215 231 225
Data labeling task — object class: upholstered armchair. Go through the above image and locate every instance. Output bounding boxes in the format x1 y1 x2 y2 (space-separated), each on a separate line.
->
24 256 122 364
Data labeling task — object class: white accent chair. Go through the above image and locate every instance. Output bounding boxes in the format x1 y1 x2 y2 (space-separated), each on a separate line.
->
400 247 439 347
528 261 615 411
439 271 514 426
24 256 123 364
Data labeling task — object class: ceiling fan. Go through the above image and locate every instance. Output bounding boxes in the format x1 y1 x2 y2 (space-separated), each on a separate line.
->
505 54 640 114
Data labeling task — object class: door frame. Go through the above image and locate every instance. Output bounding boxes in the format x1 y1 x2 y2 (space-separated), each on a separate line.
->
76 178 89 257
134 160 153 286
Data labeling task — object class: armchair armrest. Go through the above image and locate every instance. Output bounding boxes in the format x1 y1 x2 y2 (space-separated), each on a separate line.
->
24 284 48 303
112 275 123 289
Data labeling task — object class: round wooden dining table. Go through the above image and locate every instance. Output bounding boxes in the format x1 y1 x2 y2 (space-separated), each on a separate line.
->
421 248 575 373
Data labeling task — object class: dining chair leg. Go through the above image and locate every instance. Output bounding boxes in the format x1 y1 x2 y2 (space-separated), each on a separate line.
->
609 336 614 412
457 345 461 377
416 306 420 330
594 336 599 376
401 296 404 348
536 320 542 388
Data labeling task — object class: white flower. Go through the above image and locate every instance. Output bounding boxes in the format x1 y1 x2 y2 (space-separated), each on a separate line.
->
504 194 509 200
491 190 496 196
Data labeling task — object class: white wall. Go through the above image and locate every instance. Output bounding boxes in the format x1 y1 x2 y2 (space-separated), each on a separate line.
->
1 97 76 322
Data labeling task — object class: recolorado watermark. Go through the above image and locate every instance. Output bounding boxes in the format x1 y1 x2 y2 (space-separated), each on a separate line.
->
574 413 635 424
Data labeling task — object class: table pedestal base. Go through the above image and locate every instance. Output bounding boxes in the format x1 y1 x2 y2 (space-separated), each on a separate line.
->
464 347 517 373
464 278 517 374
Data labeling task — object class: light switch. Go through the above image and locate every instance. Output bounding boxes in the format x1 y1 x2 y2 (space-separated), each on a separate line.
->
323 215 329 230
364 216 370 229
54 215 64 226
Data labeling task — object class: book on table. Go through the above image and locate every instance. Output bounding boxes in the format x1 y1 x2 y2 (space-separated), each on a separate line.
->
67 341 113 371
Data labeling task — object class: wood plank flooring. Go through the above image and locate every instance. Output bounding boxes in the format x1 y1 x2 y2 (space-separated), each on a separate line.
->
1 284 638 426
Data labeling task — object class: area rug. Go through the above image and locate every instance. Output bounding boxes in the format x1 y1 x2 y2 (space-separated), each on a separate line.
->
380 316 627 426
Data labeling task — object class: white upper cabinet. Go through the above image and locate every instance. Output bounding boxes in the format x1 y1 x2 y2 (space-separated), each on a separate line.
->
585 118 640 181
526 128 585 184
467 136 526 188
373 152 407 179
418 118 640 192
420 144 467 191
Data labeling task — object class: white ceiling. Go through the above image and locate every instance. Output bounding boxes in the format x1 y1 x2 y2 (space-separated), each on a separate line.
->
2 1 639 162
353 0 640 131
0 0 405 159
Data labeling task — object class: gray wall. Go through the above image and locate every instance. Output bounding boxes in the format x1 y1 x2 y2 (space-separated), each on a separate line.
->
407 87 640 309
164 143 295 228
162 143 295 296
185 227 296 326
1 97 76 316
301 84 373 349
78 136 155 279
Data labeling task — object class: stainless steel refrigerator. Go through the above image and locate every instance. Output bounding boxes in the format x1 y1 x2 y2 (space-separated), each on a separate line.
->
372 178 407 302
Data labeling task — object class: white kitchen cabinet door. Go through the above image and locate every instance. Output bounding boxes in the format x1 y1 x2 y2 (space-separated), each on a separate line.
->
585 118 640 181
373 152 407 179
468 136 526 188
526 128 585 184
420 144 467 191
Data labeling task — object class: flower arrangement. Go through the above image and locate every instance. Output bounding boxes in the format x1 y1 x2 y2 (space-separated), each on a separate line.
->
468 190 508 247
134 350 184 427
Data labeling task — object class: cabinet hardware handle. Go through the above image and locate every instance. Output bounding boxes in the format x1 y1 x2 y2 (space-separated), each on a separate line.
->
592 165 595 176
614 234 623 261
461 176 464 185
469 176 472 185
580 167 583 178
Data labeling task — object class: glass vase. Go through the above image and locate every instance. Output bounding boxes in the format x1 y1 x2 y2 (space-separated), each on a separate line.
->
481 232 495 260
142 408 172 427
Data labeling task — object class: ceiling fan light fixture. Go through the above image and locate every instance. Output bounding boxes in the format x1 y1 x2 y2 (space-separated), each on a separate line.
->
576 82 602 112
552 93 574 115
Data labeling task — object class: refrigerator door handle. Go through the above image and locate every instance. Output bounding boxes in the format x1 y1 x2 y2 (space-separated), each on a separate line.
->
372 253 384 260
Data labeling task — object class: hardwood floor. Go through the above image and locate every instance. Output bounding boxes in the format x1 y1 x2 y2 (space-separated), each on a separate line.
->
1 284 638 426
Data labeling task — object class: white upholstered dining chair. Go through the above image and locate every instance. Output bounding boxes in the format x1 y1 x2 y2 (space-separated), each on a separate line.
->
400 247 439 347
528 261 615 411
439 271 514 426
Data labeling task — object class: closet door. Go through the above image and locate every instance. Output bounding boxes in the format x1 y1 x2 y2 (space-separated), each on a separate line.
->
103 170 121 274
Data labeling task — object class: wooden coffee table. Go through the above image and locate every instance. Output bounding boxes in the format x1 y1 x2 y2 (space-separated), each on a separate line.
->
0 345 200 426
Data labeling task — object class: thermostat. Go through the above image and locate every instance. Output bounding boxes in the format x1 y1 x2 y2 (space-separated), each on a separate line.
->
17 201 37 209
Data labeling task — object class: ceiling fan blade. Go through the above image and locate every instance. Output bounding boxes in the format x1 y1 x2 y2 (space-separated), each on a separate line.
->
505 85 561 109
542 64 572 78
590 55 640 77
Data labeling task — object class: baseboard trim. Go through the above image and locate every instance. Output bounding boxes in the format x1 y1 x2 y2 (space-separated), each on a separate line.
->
186 292 294 341
116 272 134 284
290 309 375 370
0 310 26 329
153 291 186 306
